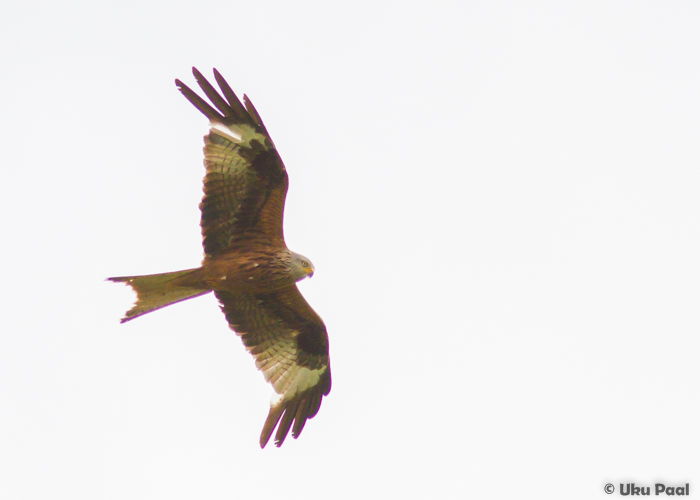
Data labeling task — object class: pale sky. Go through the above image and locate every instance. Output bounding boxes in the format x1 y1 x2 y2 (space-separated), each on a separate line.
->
1 1 699 499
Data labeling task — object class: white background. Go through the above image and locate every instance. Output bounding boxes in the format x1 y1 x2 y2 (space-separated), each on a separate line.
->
1 1 698 498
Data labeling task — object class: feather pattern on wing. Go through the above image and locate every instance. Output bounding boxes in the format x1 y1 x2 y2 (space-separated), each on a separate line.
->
175 69 288 258
216 285 331 448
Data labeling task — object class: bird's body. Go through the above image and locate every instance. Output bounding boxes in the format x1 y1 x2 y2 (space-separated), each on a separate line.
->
109 68 330 448
178 248 311 294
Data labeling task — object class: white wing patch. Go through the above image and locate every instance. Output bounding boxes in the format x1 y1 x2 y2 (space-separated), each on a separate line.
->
209 121 269 149
258 354 326 403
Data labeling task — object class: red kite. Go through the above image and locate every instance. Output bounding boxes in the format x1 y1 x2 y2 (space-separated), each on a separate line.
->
109 68 330 448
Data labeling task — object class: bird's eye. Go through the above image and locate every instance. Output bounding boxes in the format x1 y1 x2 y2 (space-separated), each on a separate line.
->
301 261 308 267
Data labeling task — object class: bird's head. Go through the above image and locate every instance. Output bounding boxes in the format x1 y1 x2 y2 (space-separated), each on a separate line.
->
290 252 315 281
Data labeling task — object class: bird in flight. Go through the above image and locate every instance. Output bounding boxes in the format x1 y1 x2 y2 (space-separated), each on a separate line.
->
109 68 331 448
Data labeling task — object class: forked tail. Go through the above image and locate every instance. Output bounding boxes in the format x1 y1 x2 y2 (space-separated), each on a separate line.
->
108 268 210 323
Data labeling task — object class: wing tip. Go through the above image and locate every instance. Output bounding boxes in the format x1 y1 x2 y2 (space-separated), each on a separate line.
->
258 381 330 448
177 67 254 126
259 404 284 449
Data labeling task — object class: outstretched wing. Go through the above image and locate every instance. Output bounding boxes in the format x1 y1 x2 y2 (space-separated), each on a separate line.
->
216 286 331 448
175 68 288 258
